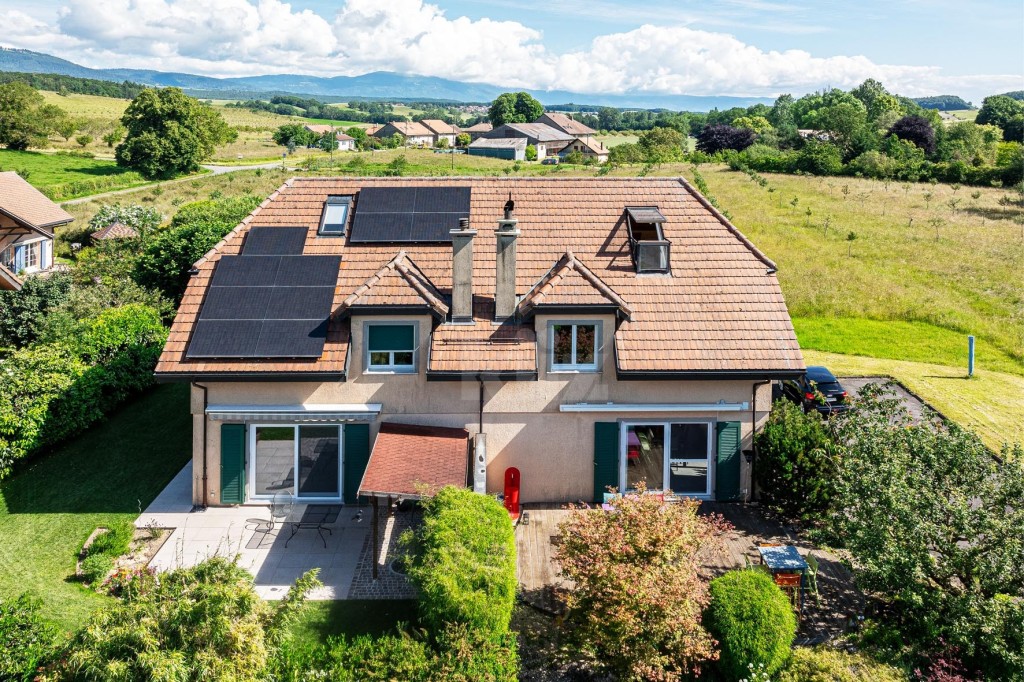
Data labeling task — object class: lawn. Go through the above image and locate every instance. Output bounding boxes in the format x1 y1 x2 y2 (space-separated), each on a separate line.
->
804 350 1024 451
0 383 192 631
0 149 149 200
288 600 418 644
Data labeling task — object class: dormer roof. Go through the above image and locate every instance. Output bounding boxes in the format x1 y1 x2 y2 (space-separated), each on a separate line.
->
519 250 631 318
337 251 449 319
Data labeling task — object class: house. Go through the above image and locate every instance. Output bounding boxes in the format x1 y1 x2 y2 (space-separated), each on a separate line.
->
91 221 139 241
303 124 336 137
481 123 575 159
0 171 73 290
536 112 597 140
463 121 493 141
336 132 356 151
371 121 435 147
305 125 356 150
155 177 803 508
467 137 527 161
418 119 461 147
559 137 609 163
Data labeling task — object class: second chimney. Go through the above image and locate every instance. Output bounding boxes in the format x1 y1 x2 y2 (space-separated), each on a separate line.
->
494 199 519 320
450 217 475 323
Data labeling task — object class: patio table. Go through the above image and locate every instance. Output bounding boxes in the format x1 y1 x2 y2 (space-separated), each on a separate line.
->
758 545 808 612
286 505 341 548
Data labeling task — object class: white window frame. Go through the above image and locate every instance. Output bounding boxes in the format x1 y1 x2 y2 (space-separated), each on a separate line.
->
618 419 714 499
364 321 418 374
248 423 344 503
548 320 601 373
318 195 352 236
1 237 46 273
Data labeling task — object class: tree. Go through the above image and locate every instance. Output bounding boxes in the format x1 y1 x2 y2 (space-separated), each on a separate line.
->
54 116 80 142
556 487 729 680
75 134 93 148
0 81 66 150
563 149 584 164
102 124 125 148
597 106 622 131
272 123 314 147
1003 116 1024 143
435 136 449 149
639 126 686 164
115 87 236 178
524 144 537 161
318 130 338 154
455 132 471 148
0 271 73 349
888 115 936 155
824 385 1024 678
695 124 756 154
488 92 543 127
976 95 1024 131
732 115 773 134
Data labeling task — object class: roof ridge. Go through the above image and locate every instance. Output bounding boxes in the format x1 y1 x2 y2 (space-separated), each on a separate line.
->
676 176 778 272
339 251 449 318
519 250 631 318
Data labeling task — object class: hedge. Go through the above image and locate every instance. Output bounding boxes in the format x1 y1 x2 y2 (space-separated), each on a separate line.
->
0 304 167 479
777 646 906 682
0 595 58 682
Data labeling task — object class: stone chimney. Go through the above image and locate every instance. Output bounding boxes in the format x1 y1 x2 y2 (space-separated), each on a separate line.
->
449 217 476 323
494 197 519 320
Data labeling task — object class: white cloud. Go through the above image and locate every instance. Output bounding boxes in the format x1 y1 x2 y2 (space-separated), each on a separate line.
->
0 0 1018 102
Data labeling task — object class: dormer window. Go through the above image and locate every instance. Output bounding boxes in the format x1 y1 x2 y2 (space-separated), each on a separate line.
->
625 206 670 274
319 195 352 236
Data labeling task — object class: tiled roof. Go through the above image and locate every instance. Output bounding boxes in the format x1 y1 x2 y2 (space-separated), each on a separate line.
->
430 299 537 375
518 251 631 317
156 177 803 378
91 221 139 240
336 133 355 141
376 121 434 138
304 124 335 134
0 171 74 234
566 137 607 155
338 251 449 319
538 112 597 137
469 138 526 150
464 122 493 132
485 123 573 143
419 119 460 135
0 262 22 291
358 422 469 498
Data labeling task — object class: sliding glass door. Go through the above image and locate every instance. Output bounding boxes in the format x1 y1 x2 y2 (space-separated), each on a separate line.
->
250 424 342 502
620 421 713 498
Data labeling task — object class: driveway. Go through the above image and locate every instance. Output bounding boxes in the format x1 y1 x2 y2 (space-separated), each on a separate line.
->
841 376 929 422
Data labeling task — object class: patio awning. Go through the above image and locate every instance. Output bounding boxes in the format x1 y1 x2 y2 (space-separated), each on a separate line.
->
205 403 381 422
358 422 470 499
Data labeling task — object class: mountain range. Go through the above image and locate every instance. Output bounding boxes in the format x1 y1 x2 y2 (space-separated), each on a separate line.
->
0 46 774 111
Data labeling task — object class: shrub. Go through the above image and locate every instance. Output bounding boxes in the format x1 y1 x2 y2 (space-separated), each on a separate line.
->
0 271 73 349
86 519 135 559
705 569 797 680
431 622 519 682
80 553 114 584
0 595 58 681
796 140 844 175
404 487 517 641
525 144 537 161
556 488 730 680
777 646 906 682
754 400 837 522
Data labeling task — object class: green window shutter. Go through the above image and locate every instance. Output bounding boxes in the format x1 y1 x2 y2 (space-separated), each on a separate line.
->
344 423 371 504
368 324 414 351
593 421 619 503
220 424 246 505
715 421 742 502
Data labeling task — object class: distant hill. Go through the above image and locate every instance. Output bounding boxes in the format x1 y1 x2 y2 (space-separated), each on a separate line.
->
0 46 772 112
999 91 1024 101
913 95 974 111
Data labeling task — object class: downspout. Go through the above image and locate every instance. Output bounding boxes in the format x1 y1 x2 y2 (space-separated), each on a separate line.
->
193 382 209 507
478 375 485 435
749 379 771 503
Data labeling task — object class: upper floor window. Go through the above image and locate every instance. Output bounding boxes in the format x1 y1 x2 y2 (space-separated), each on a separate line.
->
319 195 352 236
625 206 670 274
550 322 600 372
366 323 417 373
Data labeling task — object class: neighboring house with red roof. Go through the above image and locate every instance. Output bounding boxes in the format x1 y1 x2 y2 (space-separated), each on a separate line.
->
418 119 461 147
559 137 609 163
536 112 597 139
481 122 575 159
371 121 435 147
0 171 73 290
463 121 493 141
155 177 803 508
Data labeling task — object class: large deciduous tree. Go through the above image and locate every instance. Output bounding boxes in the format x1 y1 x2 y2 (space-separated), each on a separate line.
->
556 488 730 680
0 82 66 150
695 124 756 154
976 95 1024 132
888 115 937 155
115 87 236 178
488 92 544 127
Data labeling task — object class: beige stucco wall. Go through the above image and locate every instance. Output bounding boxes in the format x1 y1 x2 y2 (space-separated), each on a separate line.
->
190 313 772 506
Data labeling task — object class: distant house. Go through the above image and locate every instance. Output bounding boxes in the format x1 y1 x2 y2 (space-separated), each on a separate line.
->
463 122 493 141
336 132 356 151
91 221 139 242
419 119 461 147
372 121 435 147
482 123 575 159
560 137 609 164
536 112 597 140
305 125 357 150
797 129 833 142
303 124 336 136
467 137 527 161
0 171 72 290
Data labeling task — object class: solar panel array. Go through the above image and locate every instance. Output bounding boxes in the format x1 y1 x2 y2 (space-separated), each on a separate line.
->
186 227 340 359
348 186 471 243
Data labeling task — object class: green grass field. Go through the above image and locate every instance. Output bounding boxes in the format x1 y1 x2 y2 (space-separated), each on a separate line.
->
0 383 192 630
0 148 149 200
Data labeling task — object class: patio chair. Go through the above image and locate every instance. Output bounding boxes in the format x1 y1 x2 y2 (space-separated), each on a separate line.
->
774 572 803 616
269 491 293 531
806 553 821 605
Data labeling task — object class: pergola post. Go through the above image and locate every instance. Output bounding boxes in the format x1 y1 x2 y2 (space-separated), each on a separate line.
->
372 496 379 581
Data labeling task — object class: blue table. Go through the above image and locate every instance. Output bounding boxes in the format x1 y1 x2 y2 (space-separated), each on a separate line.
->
758 545 808 572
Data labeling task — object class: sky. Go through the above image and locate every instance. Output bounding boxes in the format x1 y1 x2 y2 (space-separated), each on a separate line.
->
2 0 1022 104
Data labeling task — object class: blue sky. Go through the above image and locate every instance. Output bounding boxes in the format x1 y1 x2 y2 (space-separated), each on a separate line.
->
2 0 1021 103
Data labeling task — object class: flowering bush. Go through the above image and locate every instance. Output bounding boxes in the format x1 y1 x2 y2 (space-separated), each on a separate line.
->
555 485 731 680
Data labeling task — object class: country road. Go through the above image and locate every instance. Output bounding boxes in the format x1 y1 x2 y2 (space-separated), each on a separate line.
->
61 162 290 206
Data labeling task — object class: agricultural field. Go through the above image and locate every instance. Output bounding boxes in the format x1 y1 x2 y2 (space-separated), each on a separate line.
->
0 148 149 200
596 133 639 147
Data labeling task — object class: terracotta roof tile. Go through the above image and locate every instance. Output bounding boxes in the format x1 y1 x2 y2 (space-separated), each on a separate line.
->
0 171 73 233
359 422 469 498
91 221 138 240
339 251 449 318
519 251 631 317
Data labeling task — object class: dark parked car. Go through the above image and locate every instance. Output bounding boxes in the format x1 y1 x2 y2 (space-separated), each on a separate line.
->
781 366 850 415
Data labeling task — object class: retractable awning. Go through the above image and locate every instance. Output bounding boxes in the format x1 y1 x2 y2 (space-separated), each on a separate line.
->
358 422 470 499
205 403 382 422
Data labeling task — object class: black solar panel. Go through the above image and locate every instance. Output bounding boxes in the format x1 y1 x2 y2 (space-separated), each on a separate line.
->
199 286 274 320
243 227 308 255
275 256 341 286
348 186 470 243
266 287 336 319
187 320 262 358
254 319 328 358
210 256 281 287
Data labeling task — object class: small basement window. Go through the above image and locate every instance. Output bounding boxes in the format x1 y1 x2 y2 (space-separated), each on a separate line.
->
319 195 352 235
625 206 671 274
366 323 417 373
550 322 601 372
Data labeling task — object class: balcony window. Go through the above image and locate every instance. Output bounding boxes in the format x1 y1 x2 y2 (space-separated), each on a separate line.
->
625 206 671 274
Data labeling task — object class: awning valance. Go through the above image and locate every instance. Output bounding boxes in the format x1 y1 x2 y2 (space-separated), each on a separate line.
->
206 403 381 422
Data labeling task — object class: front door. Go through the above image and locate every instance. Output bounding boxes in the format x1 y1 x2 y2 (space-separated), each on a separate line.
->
250 424 343 502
